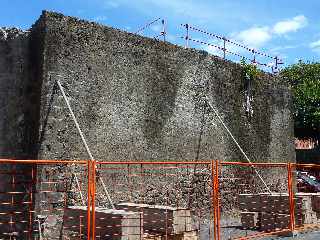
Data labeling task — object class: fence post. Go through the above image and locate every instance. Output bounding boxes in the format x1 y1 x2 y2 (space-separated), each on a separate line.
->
215 160 221 240
87 160 91 239
211 161 216 240
212 160 221 240
251 49 256 65
161 19 166 42
287 163 295 233
185 23 189 48
92 160 96 240
222 37 226 59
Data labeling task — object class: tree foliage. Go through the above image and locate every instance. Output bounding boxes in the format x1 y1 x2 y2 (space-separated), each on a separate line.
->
240 58 261 80
280 62 320 135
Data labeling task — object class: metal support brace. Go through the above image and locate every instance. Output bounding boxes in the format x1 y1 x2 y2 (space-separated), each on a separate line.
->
205 96 272 194
56 80 115 209
73 171 85 205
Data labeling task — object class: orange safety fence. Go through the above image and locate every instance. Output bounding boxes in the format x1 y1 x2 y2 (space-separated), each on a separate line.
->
0 160 320 239
0 159 89 240
95 161 214 240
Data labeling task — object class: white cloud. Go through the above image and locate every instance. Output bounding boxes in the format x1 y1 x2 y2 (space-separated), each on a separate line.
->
101 0 240 24
232 15 307 50
234 26 271 49
273 15 307 35
310 40 320 53
310 40 320 49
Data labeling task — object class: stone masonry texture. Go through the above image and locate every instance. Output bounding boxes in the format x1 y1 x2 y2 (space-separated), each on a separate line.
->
32 11 294 163
0 11 295 163
0 10 295 238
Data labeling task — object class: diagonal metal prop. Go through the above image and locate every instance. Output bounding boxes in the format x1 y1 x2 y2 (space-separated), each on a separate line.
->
56 79 115 209
205 96 272 194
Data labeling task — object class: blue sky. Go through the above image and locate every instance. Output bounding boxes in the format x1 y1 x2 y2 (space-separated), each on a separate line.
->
1 0 320 70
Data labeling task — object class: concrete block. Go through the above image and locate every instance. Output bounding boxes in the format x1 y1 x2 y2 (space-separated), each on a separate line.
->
239 194 261 212
240 212 259 229
295 194 312 211
295 211 317 226
260 212 275 232
116 203 194 235
143 230 199 240
311 195 320 212
64 206 143 240
268 194 290 214
274 214 290 230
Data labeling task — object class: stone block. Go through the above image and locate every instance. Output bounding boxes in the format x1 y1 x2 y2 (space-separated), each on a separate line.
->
295 211 317 226
239 194 261 212
143 230 199 240
295 194 312 211
64 206 143 240
311 195 320 212
240 212 259 229
268 194 290 214
116 203 194 235
260 212 275 232
274 213 290 230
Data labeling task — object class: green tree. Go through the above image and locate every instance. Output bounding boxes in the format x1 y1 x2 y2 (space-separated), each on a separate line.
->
280 62 320 143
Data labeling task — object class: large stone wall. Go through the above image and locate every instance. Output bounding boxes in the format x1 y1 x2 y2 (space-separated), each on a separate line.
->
0 11 295 163
0 10 295 238
33 11 294 163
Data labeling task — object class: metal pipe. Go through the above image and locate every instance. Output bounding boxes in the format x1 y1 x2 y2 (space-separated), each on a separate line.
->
87 161 91 239
185 23 189 48
161 19 166 42
287 163 295 232
92 160 96 240
222 37 226 59
205 96 272 194
215 160 221 240
74 172 85 205
135 17 161 34
211 161 217 240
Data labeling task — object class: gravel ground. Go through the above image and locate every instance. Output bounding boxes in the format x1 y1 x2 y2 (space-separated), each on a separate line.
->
199 217 320 240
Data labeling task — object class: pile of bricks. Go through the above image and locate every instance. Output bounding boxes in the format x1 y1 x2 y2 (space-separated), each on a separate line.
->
239 193 320 232
116 203 199 240
64 206 142 239
63 204 199 240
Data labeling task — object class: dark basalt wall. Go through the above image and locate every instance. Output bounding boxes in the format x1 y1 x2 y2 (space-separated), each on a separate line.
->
0 10 295 238
0 11 295 163
35 11 294 163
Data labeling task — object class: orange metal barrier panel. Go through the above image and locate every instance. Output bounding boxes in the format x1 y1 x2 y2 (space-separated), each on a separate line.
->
0 159 320 239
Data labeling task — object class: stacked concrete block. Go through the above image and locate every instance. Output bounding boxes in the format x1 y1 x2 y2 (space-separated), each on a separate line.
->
239 193 320 232
295 193 318 226
259 212 276 231
143 230 198 240
239 194 261 212
116 203 198 239
311 194 320 212
63 206 143 240
275 213 291 230
240 212 259 229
